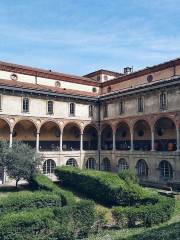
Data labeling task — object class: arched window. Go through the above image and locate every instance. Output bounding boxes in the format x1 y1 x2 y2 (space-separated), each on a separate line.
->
159 160 173 179
118 158 129 172
160 92 167 110
22 97 29 112
66 158 77 167
47 100 53 114
86 158 96 169
136 159 148 176
69 103 75 116
43 159 56 174
101 158 111 171
89 105 94 117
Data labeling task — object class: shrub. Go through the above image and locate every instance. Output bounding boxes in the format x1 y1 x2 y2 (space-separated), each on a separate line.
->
118 169 138 184
0 208 56 240
0 191 62 215
30 173 75 205
112 195 175 228
53 200 97 238
55 166 154 206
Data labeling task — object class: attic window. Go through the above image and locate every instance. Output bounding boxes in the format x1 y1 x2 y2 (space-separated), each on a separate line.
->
92 87 97 93
55 81 61 87
10 73 18 81
107 86 111 93
104 75 108 81
147 74 153 82
97 76 100 81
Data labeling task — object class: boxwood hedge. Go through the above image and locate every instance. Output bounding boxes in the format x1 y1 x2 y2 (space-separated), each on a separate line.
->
30 172 75 205
0 200 97 240
55 166 155 206
0 191 62 215
112 195 175 228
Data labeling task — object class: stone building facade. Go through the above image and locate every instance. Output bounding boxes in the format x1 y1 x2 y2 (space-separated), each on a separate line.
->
0 58 179 186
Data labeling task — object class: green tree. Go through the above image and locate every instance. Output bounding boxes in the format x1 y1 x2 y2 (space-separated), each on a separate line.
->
0 141 44 188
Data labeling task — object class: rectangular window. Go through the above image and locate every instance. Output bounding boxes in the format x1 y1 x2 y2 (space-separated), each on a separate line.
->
138 96 144 112
160 92 167 110
69 103 75 116
103 104 108 118
89 105 94 117
22 97 29 112
47 100 53 114
119 99 124 115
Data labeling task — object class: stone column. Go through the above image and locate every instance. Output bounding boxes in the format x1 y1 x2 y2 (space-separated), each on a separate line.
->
80 133 83 151
60 131 63 151
151 128 155 151
9 131 13 148
36 131 40 152
176 126 180 152
113 130 116 151
80 133 83 169
98 132 101 151
130 129 134 151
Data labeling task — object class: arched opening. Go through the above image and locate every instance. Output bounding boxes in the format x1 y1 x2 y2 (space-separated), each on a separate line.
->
116 122 131 150
133 120 151 151
85 158 96 169
66 158 78 167
83 125 98 150
13 120 37 148
159 160 173 180
101 158 111 171
63 123 80 151
101 124 113 150
39 121 60 151
154 117 176 151
0 118 10 143
43 159 56 174
136 159 148 177
118 158 129 172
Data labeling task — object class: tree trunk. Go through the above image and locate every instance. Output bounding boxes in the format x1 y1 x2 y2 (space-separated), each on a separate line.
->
15 179 19 189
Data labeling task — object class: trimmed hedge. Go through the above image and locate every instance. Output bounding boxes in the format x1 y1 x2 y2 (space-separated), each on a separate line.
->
0 200 97 240
0 191 62 215
0 208 58 240
112 195 175 228
55 166 154 206
53 200 97 238
30 173 75 205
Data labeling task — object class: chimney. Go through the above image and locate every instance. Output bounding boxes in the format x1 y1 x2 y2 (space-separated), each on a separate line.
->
124 66 133 75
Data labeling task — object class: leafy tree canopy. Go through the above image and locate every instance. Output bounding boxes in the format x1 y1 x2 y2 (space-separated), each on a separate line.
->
0 141 44 187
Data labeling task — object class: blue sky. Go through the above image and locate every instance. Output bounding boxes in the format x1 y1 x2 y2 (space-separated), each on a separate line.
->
0 0 180 75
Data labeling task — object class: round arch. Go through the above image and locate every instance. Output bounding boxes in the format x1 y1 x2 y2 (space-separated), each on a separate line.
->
136 159 148 177
101 124 113 150
133 120 151 151
116 122 131 150
83 124 98 150
85 157 96 169
13 119 37 148
43 159 56 174
39 121 60 151
159 160 173 180
154 117 176 151
66 158 78 167
101 157 111 171
118 158 129 172
63 122 81 151
0 118 11 142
